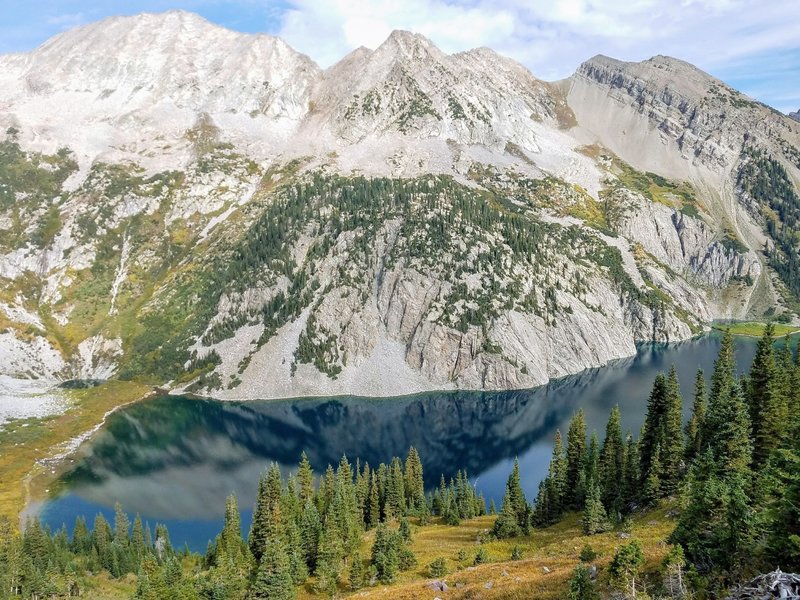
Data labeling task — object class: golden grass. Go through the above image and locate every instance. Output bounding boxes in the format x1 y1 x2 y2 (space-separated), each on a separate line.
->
712 321 800 338
0 380 152 524
300 504 677 600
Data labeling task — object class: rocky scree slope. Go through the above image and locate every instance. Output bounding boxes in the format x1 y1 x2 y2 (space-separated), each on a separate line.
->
0 11 797 399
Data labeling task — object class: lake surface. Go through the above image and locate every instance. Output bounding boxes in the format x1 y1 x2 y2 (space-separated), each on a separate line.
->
38 333 770 551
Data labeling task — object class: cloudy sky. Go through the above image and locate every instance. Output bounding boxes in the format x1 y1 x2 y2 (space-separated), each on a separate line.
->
2 0 798 113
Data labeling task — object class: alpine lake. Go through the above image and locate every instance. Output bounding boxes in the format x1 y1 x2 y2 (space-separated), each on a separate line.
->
34 332 781 551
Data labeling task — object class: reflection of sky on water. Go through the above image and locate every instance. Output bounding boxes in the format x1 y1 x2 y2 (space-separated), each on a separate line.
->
40 333 769 551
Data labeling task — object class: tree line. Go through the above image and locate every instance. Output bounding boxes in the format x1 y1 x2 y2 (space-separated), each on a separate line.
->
492 326 800 598
0 447 489 599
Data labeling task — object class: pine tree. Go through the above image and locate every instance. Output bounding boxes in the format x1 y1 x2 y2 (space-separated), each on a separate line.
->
750 323 789 466
367 472 380 528
249 540 295 600
565 409 587 508
131 514 146 562
609 539 645 598
641 443 662 506
217 494 248 568
403 447 425 514
297 452 314 505
299 501 321 572
71 516 91 555
661 366 685 494
670 451 754 574
584 432 600 487
685 369 707 462
705 381 753 476
386 457 406 519
504 458 528 532
599 406 625 511
568 564 599 600
640 373 668 486
348 551 365 591
250 464 283 563
582 483 609 535
621 432 639 507
540 431 567 519
371 524 399 584
710 329 736 405
493 491 521 538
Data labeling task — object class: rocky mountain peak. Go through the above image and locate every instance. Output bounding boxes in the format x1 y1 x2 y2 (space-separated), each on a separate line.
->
790 109 800 122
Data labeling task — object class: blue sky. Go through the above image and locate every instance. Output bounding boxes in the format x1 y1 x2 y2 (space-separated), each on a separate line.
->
1 0 798 114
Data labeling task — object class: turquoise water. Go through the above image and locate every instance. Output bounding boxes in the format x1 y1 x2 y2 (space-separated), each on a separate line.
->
38 333 766 551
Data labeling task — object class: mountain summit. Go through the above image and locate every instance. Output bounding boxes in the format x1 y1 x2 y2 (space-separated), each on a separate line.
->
1 12 799 399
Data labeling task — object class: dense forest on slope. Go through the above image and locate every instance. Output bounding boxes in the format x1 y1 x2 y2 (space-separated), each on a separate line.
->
2 327 798 599
738 148 800 303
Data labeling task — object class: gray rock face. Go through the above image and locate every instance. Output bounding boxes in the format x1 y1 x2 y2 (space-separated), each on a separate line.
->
790 109 800 122
0 12 798 399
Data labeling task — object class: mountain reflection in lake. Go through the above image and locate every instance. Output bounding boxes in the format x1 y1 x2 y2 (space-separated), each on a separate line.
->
39 333 768 550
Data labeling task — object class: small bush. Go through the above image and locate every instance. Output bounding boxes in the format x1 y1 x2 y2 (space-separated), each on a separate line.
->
579 544 598 562
474 547 488 565
428 557 447 577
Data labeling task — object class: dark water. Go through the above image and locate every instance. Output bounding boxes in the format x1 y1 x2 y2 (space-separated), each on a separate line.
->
38 333 770 551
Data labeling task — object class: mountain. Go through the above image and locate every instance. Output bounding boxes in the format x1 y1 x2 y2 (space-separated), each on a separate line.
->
791 109 800 122
1 11 799 399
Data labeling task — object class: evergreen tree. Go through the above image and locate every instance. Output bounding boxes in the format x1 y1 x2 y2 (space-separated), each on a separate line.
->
504 459 528 532
565 409 587 508
493 491 522 538
749 323 788 467
621 432 640 507
609 539 645 598
348 551 365 591
249 540 295 600
640 373 668 486
299 501 321 572
661 366 685 494
685 369 707 462
710 329 736 406
386 457 406 519
549 430 568 515
704 380 753 477
582 483 609 535
367 472 380 528
250 464 283 563
403 447 425 514
670 451 754 574
297 452 314 505
641 443 662 506
584 432 600 487
568 564 599 600
599 406 625 511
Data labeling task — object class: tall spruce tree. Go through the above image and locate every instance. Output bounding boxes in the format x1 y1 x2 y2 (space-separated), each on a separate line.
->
685 369 707 462
565 409 587 508
249 539 295 600
599 406 625 511
749 323 788 467
661 367 685 494
640 373 668 487
404 447 425 514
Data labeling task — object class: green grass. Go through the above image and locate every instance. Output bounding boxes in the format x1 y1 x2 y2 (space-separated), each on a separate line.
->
330 504 678 600
712 321 800 337
0 381 151 524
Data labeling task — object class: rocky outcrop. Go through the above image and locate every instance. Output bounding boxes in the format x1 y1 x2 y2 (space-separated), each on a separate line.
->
790 109 800 122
